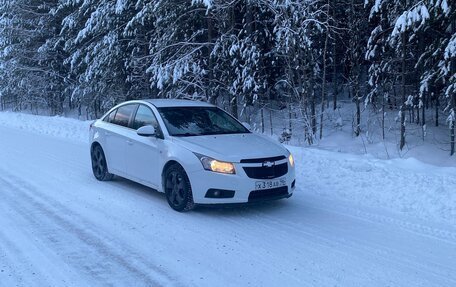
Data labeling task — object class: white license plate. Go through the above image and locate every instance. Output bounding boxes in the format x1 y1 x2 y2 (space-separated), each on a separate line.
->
255 178 287 190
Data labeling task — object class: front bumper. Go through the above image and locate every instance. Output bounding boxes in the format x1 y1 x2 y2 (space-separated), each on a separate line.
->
195 193 293 208
187 161 296 204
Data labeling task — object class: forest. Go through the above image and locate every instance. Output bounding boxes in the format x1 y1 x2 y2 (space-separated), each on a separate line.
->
0 0 455 154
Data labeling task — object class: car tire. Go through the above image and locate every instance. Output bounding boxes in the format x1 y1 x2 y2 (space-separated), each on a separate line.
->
164 164 194 212
91 144 114 181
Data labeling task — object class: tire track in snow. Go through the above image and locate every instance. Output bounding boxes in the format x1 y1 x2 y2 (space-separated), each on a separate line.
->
0 172 181 287
268 201 456 286
0 185 81 287
194 206 398 286
197 200 456 287
0 229 32 287
307 196 456 243
257 207 455 285
0 213 78 287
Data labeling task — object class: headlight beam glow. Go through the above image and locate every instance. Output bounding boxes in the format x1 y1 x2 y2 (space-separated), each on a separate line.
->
288 153 294 167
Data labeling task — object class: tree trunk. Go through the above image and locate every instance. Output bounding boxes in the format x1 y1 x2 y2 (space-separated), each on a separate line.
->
450 19 455 156
400 31 406 150
435 96 439 127
311 86 317 135
348 0 361 137
382 92 386 140
332 33 338 111
289 103 292 133
354 82 361 136
269 108 273 136
230 94 238 119
416 99 420 125
410 101 413 124
451 106 455 156
207 13 215 104
230 3 238 118
422 92 426 141
261 107 265 133
319 1 330 139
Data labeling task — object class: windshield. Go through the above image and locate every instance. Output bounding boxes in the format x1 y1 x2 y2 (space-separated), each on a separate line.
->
157 107 250 137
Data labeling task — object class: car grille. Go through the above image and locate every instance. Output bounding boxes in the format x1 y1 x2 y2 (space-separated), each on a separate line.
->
243 162 288 179
240 155 286 163
248 186 289 202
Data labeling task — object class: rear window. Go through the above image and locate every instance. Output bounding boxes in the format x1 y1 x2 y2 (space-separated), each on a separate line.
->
112 104 137 127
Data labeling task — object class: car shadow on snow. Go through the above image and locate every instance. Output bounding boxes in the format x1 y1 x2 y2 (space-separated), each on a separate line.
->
103 176 297 216
102 176 168 202
194 200 292 216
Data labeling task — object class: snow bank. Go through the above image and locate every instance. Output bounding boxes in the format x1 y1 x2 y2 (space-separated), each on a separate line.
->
289 146 456 225
0 111 90 143
1 111 454 225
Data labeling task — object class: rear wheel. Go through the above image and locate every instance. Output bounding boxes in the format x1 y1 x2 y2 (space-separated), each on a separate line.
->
164 164 194 212
91 144 114 181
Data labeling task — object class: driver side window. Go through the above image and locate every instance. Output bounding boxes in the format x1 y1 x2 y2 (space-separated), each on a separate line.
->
132 105 162 137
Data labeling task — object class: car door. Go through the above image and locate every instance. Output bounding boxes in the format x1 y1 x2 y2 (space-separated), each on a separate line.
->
104 103 138 176
126 104 163 188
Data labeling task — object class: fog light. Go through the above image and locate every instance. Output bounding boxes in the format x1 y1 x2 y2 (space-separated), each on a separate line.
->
205 189 235 198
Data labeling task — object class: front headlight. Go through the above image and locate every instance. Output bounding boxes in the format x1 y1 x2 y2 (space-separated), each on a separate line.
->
288 153 294 167
195 154 236 174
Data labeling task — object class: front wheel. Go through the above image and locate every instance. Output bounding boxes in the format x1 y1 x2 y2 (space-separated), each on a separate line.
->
91 144 114 181
164 164 194 212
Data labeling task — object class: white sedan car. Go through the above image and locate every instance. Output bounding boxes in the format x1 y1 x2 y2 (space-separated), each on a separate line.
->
90 99 296 211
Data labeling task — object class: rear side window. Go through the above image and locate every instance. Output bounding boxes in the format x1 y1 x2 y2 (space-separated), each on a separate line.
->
132 105 159 130
112 104 137 127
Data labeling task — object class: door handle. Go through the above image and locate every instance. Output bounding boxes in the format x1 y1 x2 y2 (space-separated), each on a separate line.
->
126 140 133 145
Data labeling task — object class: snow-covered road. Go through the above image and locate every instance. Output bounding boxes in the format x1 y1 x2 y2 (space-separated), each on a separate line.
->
1 113 455 287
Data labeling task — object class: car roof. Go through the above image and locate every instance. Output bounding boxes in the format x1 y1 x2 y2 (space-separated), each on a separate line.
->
144 99 214 108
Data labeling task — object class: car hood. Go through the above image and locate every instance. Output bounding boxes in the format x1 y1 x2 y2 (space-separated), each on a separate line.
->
172 133 288 163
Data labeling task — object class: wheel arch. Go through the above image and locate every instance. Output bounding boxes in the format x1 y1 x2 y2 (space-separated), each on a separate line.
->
90 141 112 172
159 142 202 193
90 141 102 152
161 158 198 192
161 159 195 211
161 160 182 189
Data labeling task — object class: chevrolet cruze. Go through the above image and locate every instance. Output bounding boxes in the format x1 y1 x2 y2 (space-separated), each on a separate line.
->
89 99 296 211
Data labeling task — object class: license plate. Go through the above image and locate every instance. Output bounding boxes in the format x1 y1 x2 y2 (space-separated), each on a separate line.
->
255 178 287 190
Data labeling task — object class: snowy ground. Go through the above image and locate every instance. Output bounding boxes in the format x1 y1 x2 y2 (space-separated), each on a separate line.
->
1 111 456 287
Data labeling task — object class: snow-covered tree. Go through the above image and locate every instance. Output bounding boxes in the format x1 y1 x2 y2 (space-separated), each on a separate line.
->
0 0 455 154
0 0 66 114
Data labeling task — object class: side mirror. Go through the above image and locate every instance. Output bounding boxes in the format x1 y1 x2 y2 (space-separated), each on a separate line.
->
242 122 252 131
137 125 156 137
